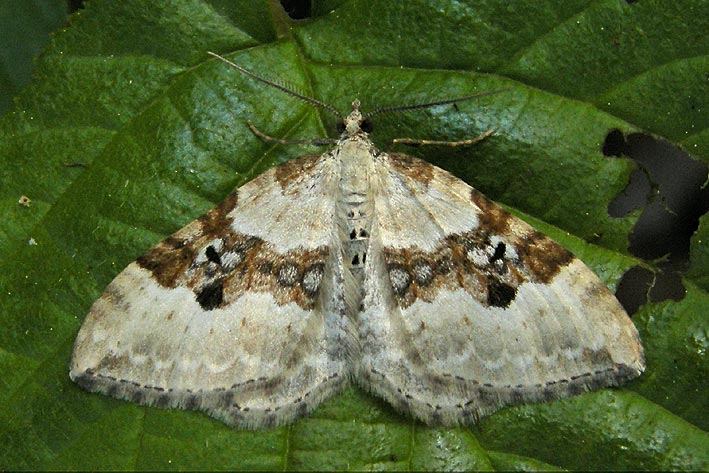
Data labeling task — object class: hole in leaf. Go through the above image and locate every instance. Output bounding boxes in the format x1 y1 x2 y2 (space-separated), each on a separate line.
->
615 266 686 315
604 130 709 313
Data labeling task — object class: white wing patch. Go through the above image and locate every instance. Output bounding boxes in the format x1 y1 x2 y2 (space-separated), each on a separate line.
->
373 154 481 252
71 101 644 429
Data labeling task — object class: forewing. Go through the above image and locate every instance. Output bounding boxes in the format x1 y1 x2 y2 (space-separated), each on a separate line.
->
70 154 351 428
358 153 645 426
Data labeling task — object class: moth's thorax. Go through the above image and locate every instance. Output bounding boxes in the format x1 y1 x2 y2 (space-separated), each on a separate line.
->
336 136 377 187
335 133 377 286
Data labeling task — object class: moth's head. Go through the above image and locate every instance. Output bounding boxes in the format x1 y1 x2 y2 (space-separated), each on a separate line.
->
337 99 374 138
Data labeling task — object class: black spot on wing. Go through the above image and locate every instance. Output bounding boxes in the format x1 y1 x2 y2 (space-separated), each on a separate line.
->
491 241 506 263
206 245 222 265
487 278 516 308
196 280 224 310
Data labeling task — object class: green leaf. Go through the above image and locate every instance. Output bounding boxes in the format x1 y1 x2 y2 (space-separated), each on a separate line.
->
1 0 707 470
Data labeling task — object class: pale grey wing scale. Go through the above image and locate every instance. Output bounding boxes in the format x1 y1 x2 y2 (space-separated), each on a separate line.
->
70 154 355 428
358 153 645 425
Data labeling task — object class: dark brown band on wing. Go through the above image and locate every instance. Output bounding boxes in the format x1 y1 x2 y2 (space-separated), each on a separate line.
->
136 189 328 311
383 189 575 310
386 153 435 187
274 154 325 189
136 191 239 288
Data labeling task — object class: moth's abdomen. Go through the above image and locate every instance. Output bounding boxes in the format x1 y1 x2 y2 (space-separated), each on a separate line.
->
342 200 373 278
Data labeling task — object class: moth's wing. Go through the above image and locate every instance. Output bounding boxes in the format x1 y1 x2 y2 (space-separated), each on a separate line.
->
358 153 645 426
71 154 354 428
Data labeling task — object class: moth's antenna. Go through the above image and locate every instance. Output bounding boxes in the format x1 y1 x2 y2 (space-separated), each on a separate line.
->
365 89 510 118
207 51 343 120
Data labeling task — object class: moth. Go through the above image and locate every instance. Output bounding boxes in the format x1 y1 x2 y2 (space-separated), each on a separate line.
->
70 52 645 428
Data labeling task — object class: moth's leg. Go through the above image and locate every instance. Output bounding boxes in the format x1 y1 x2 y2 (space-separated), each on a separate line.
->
392 129 494 147
246 120 337 147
